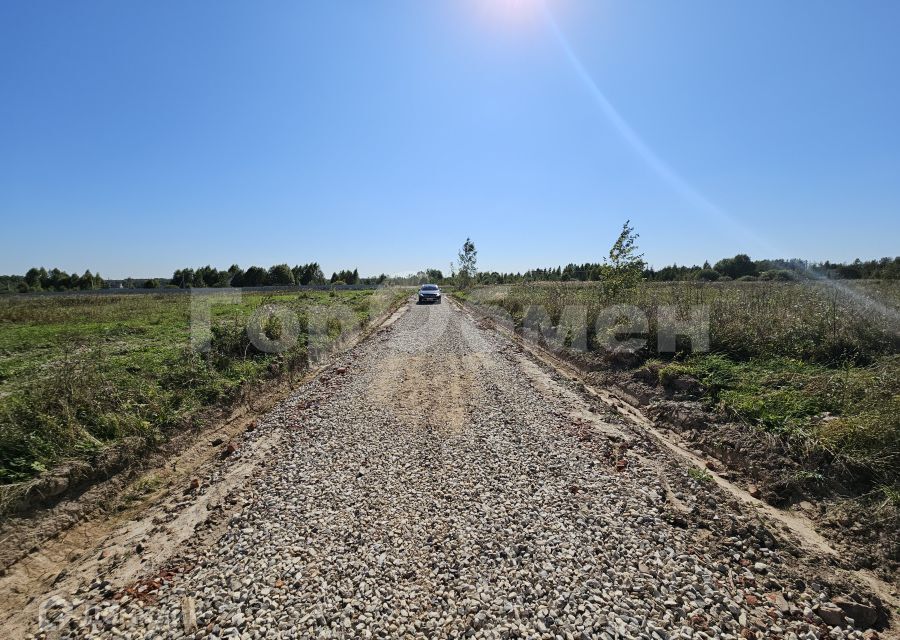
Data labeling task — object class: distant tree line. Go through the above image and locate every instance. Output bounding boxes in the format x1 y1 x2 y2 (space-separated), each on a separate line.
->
169 263 388 287
0 267 105 293
168 263 327 287
1 262 378 293
4 255 898 294
377 269 445 286
169 263 396 288
470 255 900 284
173 266 439 287
647 255 900 282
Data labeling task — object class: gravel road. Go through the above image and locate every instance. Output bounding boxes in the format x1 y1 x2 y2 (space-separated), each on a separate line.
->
33 301 884 639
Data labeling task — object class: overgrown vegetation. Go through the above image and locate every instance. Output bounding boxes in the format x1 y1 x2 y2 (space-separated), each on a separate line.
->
454 220 899 499
465 279 899 485
655 355 900 483
471 279 899 363
0 289 405 484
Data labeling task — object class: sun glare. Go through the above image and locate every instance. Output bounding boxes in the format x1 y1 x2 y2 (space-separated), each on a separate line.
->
472 0 547 28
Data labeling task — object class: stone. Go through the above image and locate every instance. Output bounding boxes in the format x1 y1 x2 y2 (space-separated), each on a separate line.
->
181 597 197 633
816 602 846 627
766 592 791 615
833 598 877 629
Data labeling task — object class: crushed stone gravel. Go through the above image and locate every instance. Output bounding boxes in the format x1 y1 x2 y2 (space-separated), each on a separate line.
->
31 302 878 639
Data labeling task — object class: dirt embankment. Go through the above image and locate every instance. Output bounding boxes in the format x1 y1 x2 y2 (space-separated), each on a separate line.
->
593 366 899 584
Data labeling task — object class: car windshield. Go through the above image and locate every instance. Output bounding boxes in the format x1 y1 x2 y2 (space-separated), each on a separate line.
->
421 285 438 291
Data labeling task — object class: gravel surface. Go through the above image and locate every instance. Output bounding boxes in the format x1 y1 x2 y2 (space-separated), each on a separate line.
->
32 302 884 639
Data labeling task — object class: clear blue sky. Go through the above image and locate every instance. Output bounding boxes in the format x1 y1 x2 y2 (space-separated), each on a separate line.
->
1 0 898 278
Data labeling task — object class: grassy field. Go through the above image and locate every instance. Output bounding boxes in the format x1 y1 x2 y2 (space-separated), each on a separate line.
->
458 280 900 493
0 288 406 485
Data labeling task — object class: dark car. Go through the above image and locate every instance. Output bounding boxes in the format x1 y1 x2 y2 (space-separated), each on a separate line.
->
417 284 442 304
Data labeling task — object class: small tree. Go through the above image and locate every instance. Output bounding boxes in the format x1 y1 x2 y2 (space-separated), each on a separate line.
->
602 220 644 300
24 267 44 291
77 270 95 290
228 266 244 287
714 254 756 279
268 263 295 286
456 238 477 288
299 262 325 285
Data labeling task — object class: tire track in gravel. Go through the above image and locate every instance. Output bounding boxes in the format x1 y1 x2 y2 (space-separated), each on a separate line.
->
30 301 894 639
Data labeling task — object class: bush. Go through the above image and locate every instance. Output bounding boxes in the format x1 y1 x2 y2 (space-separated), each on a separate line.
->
695 269 720 281
759 269 796 281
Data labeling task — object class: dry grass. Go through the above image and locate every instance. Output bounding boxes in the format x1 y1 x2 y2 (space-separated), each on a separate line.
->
459 279 900 489
0 289 406 485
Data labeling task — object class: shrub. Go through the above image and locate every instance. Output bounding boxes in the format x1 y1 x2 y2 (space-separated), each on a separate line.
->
759 269 796 281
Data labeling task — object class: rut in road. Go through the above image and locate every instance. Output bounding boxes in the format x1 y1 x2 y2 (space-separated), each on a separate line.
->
39 301 877 639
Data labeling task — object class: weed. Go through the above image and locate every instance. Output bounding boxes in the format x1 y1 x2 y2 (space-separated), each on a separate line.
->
688 467 713 483
120 474 164 506
793 470 826 483
880 485 900 507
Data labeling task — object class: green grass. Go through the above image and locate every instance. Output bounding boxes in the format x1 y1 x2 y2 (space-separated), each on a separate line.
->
0 288 406 485
652 354 900 483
